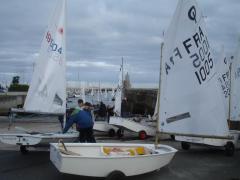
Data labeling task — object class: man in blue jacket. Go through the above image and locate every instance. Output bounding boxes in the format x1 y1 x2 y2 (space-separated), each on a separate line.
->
63 102 96 143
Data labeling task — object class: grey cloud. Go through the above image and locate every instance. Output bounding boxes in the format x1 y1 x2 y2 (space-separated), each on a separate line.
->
0 0 239 87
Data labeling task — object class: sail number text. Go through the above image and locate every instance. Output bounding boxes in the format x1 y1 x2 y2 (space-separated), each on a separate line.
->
165 26 214 85
218 71 230 98
46 31 63 54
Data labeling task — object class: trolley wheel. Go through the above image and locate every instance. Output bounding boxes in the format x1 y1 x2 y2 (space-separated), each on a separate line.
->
108 129 116 137
139 130 147 140
106 170 125 180
181 142 191 150
225 141 235 156
117 128 124 138
20 145 29 154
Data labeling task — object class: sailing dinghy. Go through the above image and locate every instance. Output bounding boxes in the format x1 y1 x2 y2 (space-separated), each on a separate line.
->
93 100 118 137
230 38 240 123
50 10 177 180
159 0 238 155
50 142 176 178
93 76 120 136
50 67 176 178
109 61 156 140
227 38 240 143
0 0 78 153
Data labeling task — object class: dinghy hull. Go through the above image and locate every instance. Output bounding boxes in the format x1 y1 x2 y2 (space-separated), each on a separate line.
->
109 116 156 137
0 131 78 146
50 143 177 177
93 121 118 133
175 130 239 147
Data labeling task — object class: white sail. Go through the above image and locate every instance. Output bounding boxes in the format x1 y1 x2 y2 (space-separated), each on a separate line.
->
159 0 229 137
111 87 115 97
104 89 108 98
217 46 230 119
97 88 101 102
230 38 240 121
24 0 66 114
152 89 159 121
91 88 94 96
81 87 86 103
114 67 123 116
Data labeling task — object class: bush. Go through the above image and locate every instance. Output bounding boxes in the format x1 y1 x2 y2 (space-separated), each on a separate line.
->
8 84 29 92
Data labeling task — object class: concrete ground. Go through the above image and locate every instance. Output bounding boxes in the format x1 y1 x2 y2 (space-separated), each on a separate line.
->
0 117 239 180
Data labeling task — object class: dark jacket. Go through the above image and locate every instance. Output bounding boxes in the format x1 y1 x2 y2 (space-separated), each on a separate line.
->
98 102 107 117
63 109 93 133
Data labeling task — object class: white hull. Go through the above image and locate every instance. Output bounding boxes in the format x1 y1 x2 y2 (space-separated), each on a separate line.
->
93 121 118 133
0 131 78 146
175 130 240 147
109 116 156 136
50 143 177 177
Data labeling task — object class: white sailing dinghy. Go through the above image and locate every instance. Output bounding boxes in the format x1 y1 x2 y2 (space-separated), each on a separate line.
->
92 86 120 137
50 46 177 180
93 122 118 137
230 38 240 123
50 142 176 178
215 45 239 126
159 0 238 155
0 0 78 152
109 63 156 139
93 93 118 137
93 82 118 136
228 38 240 140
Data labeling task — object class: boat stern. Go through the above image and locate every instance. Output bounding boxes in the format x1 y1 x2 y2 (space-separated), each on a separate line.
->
50 143 63 172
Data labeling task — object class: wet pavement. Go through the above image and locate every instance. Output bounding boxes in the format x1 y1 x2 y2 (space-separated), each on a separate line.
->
0 118 239 180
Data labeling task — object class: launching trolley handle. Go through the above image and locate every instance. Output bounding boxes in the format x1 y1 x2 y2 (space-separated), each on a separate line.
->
58 139 68 152
57 139 81 156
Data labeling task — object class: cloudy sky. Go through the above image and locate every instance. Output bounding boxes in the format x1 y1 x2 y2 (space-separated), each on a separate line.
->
0 0 239 88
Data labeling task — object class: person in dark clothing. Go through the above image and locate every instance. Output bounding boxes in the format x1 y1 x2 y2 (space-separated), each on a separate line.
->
58 115 64 130
63 102 96 143
81 102 96 143
98 101 107 117
107 105 114 122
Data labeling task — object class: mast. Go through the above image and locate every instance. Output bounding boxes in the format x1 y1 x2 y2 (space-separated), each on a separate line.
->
228 61 232 128
63 0 67 129
121 57 124 99
122 57 124 86
91 87 94 104
155 42 164 146
113 62 124 116
98 81 101 102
